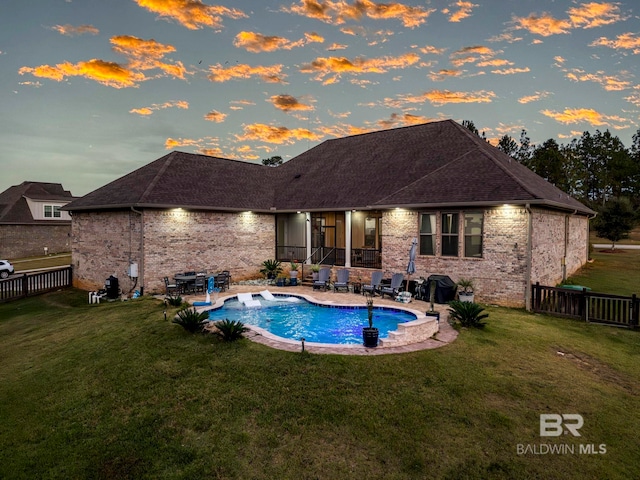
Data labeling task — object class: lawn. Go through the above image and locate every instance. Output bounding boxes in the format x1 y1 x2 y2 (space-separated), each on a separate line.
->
0 288 638 480
567 249 640 296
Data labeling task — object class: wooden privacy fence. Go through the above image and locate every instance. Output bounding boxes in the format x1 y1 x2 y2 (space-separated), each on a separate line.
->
531 282 639 328
0 267 73 303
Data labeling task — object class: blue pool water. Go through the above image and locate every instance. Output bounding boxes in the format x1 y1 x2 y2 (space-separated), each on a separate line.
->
207 296 417 344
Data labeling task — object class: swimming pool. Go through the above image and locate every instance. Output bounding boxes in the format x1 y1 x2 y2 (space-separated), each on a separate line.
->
206 294 417 345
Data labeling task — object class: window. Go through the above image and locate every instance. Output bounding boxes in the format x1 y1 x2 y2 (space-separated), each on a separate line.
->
464 212 483 257
44 205 61 218
419 213 435 255
441 213 458 256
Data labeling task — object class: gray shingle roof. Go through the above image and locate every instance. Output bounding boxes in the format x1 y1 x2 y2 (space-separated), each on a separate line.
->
65 120 594 215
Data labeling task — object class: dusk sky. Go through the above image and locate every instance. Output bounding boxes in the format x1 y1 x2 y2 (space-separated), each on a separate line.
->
2 0 639 196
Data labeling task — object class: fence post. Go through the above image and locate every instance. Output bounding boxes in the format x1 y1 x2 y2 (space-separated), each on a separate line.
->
532 282 540 311
21 274 28 299
581 288 589 323
632 294 639 329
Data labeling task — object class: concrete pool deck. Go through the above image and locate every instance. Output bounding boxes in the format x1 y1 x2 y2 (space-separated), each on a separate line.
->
186 283 458 355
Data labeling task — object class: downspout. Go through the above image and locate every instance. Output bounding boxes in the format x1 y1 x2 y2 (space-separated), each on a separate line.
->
131 206 144 295
525 203 533 311
562 209 578 282
345 211 352 268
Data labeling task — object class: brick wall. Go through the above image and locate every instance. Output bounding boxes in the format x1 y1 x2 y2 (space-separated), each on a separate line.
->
379 206 588 308
530 210 589 287
143 209 274 293
71 211 141 291
1 224 71 258
71 209 274 294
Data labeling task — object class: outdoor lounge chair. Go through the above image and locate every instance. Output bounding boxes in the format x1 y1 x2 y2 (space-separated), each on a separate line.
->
362 271 383 296
313 267 330 291
379 273 404 299
259 290 300 302
237 292 261 308
334 268 350 292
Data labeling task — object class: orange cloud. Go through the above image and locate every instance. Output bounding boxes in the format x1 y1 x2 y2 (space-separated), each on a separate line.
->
428 69 463 81
204 110 227 122
134 0 247 30
590 32 640 54
269 94 314 112
513 2 625 37
233 31 322 53
424 90 496 106
568 2 625 29
208 63 287 83
284 0 435 28
512 13 572 36
229 99 255 110
327 43 348 51
377 112 432 129
449 45 498 67
300 52 420 83
419 45 447 55
50 24 99 36
444 1 478 22
19 59 146 88
565 69 632 91
130 100 189 116
540 107 626 127
518 91 551 104
110 35 188 79
236 124 321 144
491 67 530 75
165 136 221 152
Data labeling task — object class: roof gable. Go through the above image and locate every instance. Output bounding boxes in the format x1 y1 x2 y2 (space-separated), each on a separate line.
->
0 182 75 223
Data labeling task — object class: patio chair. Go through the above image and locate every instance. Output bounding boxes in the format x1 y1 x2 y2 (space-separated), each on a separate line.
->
194 275 205 293
362 271 383 296
334 268 350 292
164 277 180 296
379 273 404 299
221 270 231 290
313 267 330 291
214 273 228 291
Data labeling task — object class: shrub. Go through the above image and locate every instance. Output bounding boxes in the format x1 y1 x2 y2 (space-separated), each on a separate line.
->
172 307 209 333
165 294 183 307
447 301 488 328
213 319 249 341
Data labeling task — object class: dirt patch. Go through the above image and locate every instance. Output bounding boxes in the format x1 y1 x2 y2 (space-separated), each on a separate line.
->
553 347 637 395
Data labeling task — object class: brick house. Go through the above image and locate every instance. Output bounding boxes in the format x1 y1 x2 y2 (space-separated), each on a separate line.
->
64 120 594 307
0 181 76 258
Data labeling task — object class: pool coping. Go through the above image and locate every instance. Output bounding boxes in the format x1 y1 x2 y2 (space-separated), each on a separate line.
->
197 291 458 356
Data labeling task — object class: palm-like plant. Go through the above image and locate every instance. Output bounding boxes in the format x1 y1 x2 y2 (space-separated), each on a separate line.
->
447 301 488 328
259 259 283 279
213 319 249 341
172 307 209 333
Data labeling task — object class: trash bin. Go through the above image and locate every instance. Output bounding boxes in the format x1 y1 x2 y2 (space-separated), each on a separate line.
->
560 285 591 291
105 275 119 299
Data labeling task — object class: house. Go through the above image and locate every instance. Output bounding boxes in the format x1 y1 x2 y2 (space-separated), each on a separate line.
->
64 120 594 307
0 181 76 258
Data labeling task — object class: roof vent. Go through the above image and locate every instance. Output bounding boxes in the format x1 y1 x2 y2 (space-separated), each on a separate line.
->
294 174 302 179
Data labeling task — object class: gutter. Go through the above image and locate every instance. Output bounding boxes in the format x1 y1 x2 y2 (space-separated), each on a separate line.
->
525 203 533 311
130 207 144 294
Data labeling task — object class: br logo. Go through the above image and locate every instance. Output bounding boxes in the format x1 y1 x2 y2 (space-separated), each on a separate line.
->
540 414 584 437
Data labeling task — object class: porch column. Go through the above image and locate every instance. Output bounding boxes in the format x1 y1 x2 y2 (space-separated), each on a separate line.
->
305 212 312 264
345 210 352 267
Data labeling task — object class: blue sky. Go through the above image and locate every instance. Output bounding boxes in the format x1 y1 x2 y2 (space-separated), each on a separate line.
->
1 0 639 196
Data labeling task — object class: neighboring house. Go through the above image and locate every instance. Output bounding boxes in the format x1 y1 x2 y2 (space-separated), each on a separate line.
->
0 181 76 259
64 120 594 308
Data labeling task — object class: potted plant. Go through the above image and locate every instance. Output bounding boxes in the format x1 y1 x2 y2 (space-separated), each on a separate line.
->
424 280 440 323
362 294 379 347
289 261 299 286
457 278 475 302
260 259 282 280
310 263 320 281
275 272 287 287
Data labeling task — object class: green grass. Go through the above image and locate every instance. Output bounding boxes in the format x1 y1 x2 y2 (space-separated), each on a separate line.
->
1 290 638 479
9 253 71 271
566 249 640 296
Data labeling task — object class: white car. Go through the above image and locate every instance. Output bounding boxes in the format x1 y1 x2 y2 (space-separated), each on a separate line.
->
0 260 14 278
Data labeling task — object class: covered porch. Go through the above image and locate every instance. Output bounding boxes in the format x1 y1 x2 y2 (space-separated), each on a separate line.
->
275 210 382 269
